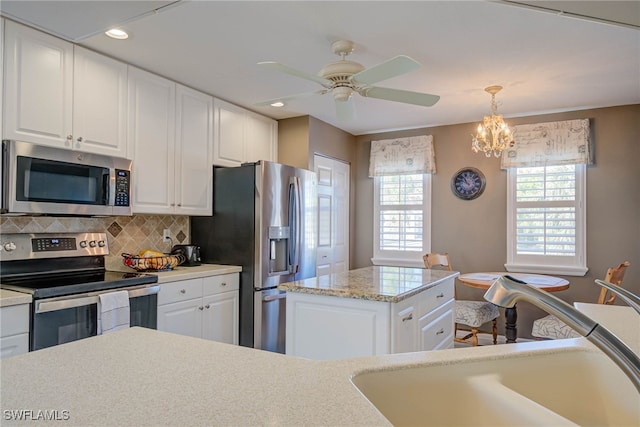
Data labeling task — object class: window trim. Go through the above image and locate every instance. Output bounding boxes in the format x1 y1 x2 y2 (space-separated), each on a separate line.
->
372 173 431 268
505 164 588 276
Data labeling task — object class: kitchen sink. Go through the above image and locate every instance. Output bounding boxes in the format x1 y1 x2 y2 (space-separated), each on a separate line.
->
351 348 640 426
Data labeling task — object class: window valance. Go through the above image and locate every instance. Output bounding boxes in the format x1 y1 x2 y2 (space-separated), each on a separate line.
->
501 119 592 169
369 135 436 177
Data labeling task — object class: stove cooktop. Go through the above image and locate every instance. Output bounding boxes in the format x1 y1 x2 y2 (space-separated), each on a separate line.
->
0 270 158 299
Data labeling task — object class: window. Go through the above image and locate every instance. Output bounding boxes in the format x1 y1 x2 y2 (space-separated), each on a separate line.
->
373 173 431 267
506 164 587 276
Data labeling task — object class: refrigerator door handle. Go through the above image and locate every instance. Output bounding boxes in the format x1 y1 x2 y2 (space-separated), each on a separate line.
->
288 176 302 274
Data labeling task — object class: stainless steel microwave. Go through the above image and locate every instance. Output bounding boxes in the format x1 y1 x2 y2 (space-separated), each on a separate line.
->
1 140 132 216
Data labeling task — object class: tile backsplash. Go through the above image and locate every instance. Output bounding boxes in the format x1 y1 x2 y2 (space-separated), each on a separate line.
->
0 215 189 271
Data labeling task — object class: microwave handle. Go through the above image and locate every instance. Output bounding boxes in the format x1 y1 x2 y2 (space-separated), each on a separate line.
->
106 169 115 206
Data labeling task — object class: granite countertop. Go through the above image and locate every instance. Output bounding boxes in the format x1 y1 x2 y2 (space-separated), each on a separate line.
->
0 326 612 427
0 289 32 307
278 265 458 302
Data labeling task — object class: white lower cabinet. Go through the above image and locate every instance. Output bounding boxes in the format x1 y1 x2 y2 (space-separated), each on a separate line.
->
157 274 239 345
286 277 454 360
0 304 30 359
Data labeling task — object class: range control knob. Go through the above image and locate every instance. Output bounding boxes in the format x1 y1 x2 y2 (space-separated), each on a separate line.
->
98 240 106 247
89 241 97 248
79 241 88 248
3 242 17 252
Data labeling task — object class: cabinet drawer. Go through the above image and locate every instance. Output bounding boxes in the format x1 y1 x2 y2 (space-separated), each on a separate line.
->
0 333 29 359
158 278 203 305
203 273 239 296
419 300 454 351
419 279 454 318
0 304 30 336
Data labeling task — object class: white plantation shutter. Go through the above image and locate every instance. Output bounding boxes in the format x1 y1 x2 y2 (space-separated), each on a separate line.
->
506 164 587 276
373 173 431 267
379 174 424 251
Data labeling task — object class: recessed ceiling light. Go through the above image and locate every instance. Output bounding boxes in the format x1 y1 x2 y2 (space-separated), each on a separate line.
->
105 28 129 40
270 102 285 107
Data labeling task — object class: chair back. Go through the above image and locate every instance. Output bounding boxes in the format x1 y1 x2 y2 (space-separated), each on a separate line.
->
597 261 630 304
423 253 452 271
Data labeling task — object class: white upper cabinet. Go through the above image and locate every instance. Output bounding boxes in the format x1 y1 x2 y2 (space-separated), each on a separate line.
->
72 46 127 157
213 97 277 167
128 67 213 215
3 20 73 147
128 66 176 214
245 110 278 164
174 84 213 216
3 21 128 157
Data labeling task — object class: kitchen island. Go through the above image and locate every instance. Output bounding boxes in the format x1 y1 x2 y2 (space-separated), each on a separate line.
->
278 266 459 360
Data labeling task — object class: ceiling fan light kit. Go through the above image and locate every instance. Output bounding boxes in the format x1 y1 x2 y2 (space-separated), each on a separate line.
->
471 85 513 158
256 40 440 121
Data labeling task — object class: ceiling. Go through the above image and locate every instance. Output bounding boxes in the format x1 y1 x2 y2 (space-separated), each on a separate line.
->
1 1 639 135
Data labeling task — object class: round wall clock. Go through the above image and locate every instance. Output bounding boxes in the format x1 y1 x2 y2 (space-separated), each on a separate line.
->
451 167 486 200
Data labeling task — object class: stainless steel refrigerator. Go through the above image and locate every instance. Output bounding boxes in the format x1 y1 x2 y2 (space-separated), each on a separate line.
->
191 161 316 353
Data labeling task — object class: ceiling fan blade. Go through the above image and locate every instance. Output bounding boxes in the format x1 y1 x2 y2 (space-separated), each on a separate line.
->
257 61 333 88
350 55 420 85
254 89 328 107
361 86 440 107
335 98 356 122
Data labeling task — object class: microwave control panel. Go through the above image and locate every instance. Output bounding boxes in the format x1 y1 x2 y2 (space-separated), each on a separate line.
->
115 170 130 207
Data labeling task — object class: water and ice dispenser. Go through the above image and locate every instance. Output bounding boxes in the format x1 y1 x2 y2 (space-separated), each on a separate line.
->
268 226 290 275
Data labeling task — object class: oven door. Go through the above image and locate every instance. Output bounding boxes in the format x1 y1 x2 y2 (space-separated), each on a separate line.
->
31 285 159 351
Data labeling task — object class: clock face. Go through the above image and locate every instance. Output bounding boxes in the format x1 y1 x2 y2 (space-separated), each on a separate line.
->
451 167 486 200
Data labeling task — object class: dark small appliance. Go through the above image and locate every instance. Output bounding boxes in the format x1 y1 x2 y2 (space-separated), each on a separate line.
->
171 244 201 266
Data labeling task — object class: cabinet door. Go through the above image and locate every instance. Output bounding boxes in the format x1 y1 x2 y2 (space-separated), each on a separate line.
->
245 111 277 163
128 66 176 214
201 291 239 345
392 301 417 353
72 46 127 157
3 21 73 146
213 98 245 167
157 299 203 338
175 84 213 215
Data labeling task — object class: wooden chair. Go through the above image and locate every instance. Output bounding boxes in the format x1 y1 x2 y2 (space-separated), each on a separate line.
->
532 261 631 339
423 253 499 346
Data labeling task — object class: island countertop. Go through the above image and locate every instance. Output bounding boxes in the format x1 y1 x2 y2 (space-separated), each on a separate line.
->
3 324 631 427
278 265 459 302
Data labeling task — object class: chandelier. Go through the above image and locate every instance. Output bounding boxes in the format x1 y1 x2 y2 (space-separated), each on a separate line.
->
471 85 512 157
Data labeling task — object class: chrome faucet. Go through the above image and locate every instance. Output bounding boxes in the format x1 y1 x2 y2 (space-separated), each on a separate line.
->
484 275 640 393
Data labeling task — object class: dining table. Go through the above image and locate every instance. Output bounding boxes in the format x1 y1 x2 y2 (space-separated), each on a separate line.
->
457 272 570 343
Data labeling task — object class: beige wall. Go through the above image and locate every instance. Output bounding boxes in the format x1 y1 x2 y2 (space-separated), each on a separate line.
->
354 104 640 339
277 116 310 169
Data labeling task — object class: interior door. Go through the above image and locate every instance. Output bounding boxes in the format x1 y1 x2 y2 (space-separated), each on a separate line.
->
314 155 350 276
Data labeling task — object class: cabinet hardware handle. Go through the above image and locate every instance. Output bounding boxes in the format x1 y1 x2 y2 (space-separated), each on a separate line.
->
436 293 444 298
177 203 181 207
205 304 210 309
77 136 83 142
436 328 445 335
66 135 73 140
221 282 227 286
180 289 186 294
198 306 204 310
402 314 413 322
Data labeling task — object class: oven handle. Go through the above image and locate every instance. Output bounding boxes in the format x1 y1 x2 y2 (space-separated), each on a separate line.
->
35 285 160 314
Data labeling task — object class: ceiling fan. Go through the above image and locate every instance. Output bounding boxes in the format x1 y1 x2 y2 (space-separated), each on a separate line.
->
256 40 440 122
